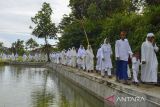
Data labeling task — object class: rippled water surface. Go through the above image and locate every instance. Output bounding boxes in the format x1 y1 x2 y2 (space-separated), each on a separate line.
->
0 65 105 107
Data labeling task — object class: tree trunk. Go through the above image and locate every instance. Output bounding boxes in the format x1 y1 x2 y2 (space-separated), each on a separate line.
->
45 37 51 62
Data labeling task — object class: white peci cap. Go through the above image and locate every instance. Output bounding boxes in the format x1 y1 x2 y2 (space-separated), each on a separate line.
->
147 33 154 37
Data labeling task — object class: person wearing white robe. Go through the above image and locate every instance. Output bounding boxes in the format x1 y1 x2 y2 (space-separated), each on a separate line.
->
34 53 39 62
101 38 113 77
132 52 140 84
56 52 60 64
64 50 67 65
141 33 159 83
23 54 27 62
70 47 77 67
53 53 56 63
66 48 72 66
15 53 18 61
85 45 94 72
81 47 86 70
96 44 102 73
11 53 15 61
61 49 66 65
59 52 62 64
29 54 33 61
77 45 83 69
77 45 86 70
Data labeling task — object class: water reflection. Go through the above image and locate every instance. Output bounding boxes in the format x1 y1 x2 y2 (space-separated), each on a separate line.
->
0 66 104 107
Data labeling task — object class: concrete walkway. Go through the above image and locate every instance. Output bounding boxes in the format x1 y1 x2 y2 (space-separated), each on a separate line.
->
62 65 160 105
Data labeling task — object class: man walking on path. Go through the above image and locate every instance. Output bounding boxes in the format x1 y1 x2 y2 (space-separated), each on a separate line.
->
141 33 159 84
115 31 133 85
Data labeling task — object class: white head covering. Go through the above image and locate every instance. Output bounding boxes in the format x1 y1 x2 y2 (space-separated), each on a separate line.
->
147 33 154 37
104 38 108 44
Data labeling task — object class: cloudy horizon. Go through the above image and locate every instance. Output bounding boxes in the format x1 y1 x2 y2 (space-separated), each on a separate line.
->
0 0 71 47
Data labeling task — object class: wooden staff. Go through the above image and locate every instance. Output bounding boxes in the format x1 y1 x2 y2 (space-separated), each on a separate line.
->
80 19 90 46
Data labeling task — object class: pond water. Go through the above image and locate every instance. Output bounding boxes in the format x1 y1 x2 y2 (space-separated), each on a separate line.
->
0 65 106 107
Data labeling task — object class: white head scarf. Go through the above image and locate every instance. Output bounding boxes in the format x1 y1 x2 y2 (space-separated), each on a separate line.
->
104 38 109 44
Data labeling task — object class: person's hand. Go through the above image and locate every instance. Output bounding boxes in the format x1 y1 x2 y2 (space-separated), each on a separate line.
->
152 38 155 46
142 61 146 64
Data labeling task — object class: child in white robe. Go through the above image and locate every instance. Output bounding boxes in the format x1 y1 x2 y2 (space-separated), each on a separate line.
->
132 52 140 85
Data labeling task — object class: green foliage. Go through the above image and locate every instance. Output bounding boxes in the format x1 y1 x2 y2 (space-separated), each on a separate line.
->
17 56 23 62
31 2 58 62
11 39 25 56
31 2 57 40
26 38 39 50
87 3 101 20
0 42 3 54
146 0 160 5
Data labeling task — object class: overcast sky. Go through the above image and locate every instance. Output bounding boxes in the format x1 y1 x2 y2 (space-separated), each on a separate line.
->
0 0 71 47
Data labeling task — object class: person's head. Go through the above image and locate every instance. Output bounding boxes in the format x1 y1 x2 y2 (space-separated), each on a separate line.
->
134 51 140 58
88 45 91 49
80 45 83 49
72 47 75 50
147 33 154 43
120 31 126 40
100 44 103 47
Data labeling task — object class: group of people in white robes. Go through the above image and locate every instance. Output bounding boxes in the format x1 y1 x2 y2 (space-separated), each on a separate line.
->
22 53 47 62
51 45 95 72
0 53 47 62
52 32 159 85
114 32 159 85
0 53 18 61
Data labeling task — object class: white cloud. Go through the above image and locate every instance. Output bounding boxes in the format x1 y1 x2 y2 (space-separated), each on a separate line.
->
0 38 11 47
0 0 71 47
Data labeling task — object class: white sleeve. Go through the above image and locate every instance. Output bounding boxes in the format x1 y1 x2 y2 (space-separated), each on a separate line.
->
109 44 113 55
96 49 99 58
115 41 119 58
77 49 81 57
127 41 133 57
154 44 159 52
141 42 146 62
101 46 104 59
132 57 137 64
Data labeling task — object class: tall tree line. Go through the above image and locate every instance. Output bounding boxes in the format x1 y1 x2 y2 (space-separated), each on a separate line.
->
58 0 160 64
